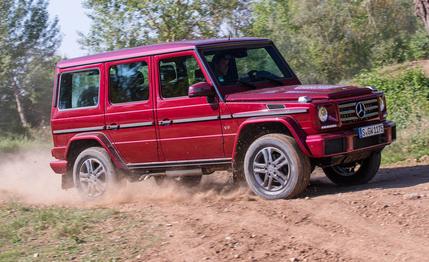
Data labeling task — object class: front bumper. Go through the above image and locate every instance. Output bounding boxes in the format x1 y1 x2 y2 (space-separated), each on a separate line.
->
306 120 396 158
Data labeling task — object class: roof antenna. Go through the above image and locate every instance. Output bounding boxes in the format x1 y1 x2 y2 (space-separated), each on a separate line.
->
228 33 231 40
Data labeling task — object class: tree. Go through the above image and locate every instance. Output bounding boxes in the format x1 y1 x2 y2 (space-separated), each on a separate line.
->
0 0 60 133
250 0 426 83
415 0 429 33
79 0 252 53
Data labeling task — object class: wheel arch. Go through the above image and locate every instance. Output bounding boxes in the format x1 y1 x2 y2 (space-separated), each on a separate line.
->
231 117 310 172
65 132 127 172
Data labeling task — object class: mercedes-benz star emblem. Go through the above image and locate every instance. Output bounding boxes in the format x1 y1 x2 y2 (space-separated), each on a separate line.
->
355 102 366 119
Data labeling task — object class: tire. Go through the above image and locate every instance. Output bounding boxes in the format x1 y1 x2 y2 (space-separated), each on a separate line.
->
322 151 381 186
72 147 121 198
243 134 311 200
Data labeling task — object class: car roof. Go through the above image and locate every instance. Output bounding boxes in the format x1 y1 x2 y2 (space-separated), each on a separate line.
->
57 37 271 69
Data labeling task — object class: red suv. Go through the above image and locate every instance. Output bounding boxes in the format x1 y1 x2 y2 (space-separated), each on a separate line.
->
50 38 396 199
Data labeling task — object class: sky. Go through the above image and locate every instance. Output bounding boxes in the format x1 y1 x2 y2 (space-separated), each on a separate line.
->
48 1 90 58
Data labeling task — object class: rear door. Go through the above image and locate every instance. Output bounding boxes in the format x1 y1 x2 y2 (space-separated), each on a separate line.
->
104 56 158 164
51 64 105 141
154 51 225 162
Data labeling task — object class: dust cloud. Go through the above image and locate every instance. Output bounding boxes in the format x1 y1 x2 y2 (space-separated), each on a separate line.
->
0 148 78 205
0 148 250 207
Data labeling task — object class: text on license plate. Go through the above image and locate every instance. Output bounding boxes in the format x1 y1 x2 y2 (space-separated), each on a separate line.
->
357 124 384 138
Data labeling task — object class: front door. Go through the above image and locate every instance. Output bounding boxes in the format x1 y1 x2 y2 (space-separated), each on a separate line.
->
154 51 225 162
104 56 158 164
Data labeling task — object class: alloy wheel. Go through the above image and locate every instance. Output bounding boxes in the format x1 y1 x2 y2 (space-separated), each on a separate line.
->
252 147 291 192
78 158 107 198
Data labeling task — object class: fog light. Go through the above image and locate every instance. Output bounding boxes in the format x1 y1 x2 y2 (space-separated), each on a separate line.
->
318 106 328 122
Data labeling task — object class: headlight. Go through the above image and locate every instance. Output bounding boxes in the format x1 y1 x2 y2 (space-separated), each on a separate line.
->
318 106 328 122
379 97 385 112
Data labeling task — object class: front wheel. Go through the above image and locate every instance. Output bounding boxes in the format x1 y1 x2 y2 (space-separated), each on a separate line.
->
73 147 121 198
243 134 311 200
322 151 381 186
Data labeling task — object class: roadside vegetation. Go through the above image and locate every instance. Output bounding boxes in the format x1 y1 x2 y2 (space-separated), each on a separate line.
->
0 202 162 261
0 129 51 153
353 66 429 164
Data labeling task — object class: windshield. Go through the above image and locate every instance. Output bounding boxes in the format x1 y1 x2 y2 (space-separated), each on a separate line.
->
201 45 295 95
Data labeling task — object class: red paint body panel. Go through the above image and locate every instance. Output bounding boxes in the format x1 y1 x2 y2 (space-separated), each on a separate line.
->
50 160 68 174
65 132 126 169
306 121 395 157
50 38 395 175
104 56 158 164
231 116 311 159
51 63 106 160
225 84 372 101
154 51 224 161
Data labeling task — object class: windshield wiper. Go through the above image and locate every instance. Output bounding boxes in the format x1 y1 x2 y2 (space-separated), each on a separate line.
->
238 80 257 89
259 76 284 86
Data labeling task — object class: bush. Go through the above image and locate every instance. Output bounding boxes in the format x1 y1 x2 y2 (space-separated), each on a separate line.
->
354 68 429 128
382 120 429 163
0 128 51 153
354 67 429 163
0 137 32 153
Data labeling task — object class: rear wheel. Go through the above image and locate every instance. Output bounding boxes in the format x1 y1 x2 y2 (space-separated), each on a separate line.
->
72 147 121 198
243 134 311 200
322 151 381 186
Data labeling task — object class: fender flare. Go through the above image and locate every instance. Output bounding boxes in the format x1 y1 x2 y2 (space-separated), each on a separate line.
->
65 132 127 170
231 116 311 161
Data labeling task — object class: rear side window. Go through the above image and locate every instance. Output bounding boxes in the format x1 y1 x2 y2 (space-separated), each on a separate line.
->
109 61 149 103
159 55 206 98
58 69 100 109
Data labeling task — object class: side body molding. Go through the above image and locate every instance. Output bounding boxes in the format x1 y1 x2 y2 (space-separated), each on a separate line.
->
65 132 127 170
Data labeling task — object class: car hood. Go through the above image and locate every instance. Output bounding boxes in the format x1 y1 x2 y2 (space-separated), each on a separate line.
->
224 84 373 102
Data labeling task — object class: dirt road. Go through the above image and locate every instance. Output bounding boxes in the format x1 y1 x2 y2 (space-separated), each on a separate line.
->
0 149 428 261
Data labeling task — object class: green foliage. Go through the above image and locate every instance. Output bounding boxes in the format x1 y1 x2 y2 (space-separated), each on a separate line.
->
0 0 61 134
80 0 252 53
0 203 116 260
249 0 429 84
404 29 429 60
0 203 161 261
354 67 429 163
0 137 32 153
382 124 429 163
354 68 429 128
0 128 51 152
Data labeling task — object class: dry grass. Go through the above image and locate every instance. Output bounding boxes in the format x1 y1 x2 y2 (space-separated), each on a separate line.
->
0 202 162 261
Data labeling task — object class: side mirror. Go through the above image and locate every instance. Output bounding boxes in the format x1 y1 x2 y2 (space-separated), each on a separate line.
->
188 82 215 98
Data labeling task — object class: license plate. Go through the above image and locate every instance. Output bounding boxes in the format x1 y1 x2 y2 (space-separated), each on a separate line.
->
357 124 384 138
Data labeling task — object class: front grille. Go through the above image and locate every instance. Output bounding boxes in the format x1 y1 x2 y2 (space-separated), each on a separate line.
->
338 99 379 124
353 134 387 149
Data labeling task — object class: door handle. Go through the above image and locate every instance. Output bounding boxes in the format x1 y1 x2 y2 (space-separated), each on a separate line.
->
106 123 120 130
159 119 173 126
